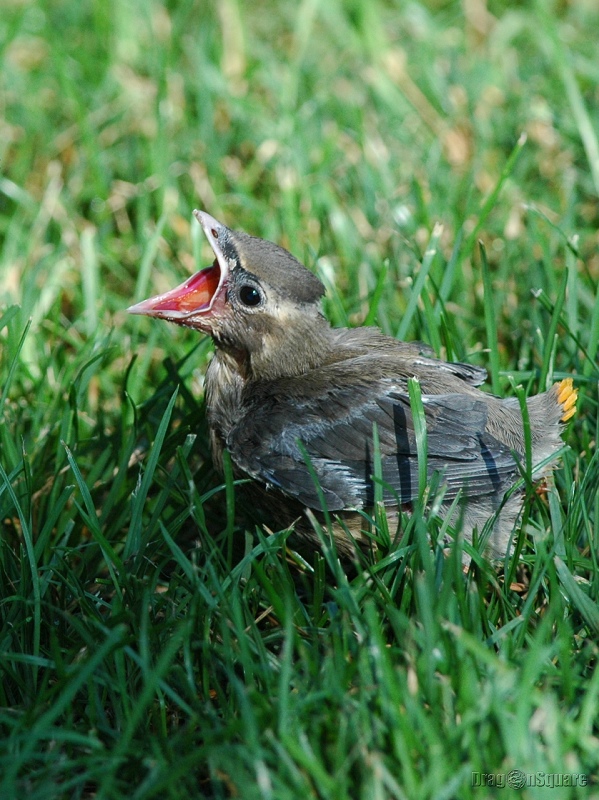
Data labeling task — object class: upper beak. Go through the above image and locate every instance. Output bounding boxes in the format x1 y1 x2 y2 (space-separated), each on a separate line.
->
127 210 229 321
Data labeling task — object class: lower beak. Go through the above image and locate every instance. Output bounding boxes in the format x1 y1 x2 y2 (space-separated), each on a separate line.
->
127 262 221 320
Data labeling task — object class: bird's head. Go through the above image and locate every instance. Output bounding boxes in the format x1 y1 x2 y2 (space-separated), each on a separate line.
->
128 211 331 379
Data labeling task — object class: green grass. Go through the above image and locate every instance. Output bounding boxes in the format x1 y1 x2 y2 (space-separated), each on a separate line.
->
1 0 598 797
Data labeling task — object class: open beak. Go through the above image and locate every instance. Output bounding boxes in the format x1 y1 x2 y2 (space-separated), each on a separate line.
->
127 210 229 322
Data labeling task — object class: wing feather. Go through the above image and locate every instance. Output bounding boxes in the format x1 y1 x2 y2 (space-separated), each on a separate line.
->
227 378 517 512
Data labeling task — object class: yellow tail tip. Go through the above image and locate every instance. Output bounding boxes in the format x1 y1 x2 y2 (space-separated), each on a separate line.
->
556 378 577 422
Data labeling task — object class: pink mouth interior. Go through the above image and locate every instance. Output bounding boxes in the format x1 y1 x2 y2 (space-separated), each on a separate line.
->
152 262 221 313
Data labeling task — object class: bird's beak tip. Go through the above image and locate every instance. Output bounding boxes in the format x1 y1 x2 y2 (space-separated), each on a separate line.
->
127 299 151 316
193 208 222 234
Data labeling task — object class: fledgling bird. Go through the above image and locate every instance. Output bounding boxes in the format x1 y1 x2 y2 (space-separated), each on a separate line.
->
128 211 577 559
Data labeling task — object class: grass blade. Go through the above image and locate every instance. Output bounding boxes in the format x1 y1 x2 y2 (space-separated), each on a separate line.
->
555 557 599 635
125 387 178 560
480 239 501 395
407 377 428 502
462 133 527 261
397 222 442 341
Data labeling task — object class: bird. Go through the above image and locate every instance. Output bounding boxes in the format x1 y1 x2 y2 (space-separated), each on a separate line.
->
128 210 577 560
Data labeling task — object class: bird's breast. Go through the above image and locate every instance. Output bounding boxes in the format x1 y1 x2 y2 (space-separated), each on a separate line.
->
205 353 246 471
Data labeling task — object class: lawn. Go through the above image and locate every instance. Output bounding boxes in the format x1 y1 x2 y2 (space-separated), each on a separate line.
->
1 0 598 797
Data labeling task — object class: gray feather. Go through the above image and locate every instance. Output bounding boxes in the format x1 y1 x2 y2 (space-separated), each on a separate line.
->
227 378 518 513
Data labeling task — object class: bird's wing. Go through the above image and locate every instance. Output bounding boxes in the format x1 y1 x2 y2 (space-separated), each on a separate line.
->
226 379 518 512
411 356 488 387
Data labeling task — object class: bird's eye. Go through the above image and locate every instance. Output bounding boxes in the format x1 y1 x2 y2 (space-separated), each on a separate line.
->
238 284 262 307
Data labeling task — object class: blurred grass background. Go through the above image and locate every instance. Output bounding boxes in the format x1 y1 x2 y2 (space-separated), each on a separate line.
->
1 0 598 797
